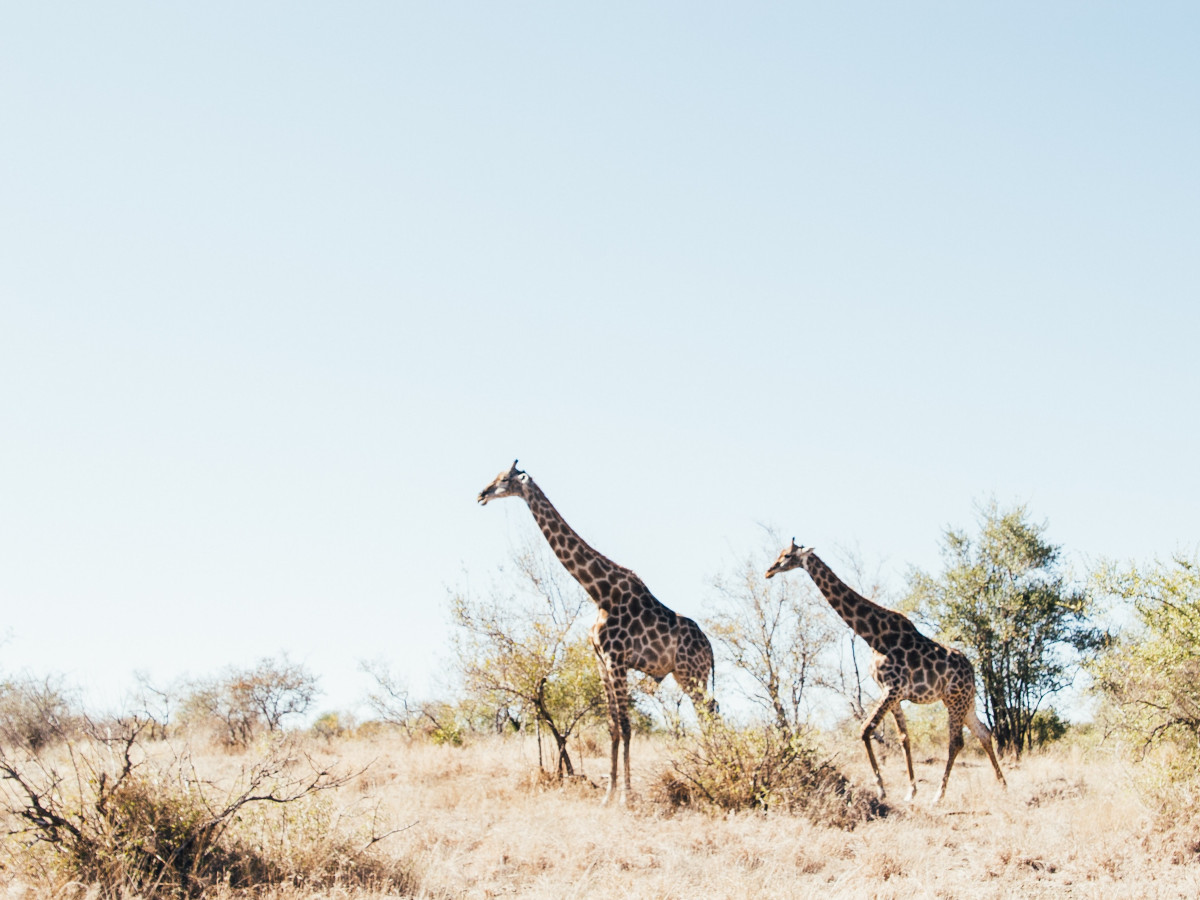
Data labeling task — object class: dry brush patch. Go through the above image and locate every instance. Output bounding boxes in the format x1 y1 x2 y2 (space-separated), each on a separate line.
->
6 729 1200 898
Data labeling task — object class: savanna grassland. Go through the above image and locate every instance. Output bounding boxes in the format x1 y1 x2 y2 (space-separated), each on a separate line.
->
6 725 1199 900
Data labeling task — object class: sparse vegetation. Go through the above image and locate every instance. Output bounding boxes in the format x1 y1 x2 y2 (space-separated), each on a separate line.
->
451 541 606 776
3 513 1197 897
0 717 410 897
178 654 320 749
904 501 1104 757
1 725 1184 898
1092 553 1200 821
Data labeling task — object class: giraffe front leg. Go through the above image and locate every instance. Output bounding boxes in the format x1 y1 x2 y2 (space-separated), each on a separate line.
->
611 667 633 804
860 692 896 801
891 705 917 802
596 659 622 806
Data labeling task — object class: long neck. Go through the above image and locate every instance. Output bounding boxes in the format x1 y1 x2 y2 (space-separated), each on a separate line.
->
801 553 907 649
520 479 628 600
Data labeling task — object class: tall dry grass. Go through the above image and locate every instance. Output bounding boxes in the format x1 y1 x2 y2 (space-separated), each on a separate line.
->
4 726 1200 899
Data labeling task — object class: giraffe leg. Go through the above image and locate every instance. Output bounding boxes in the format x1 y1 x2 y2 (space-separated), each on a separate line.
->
676 670 718 724
675 619 719 721
860 691 896 801
596 658 622 806
611 666 633 803
891 704 916 802
965 707 1007 790
935 703 967 804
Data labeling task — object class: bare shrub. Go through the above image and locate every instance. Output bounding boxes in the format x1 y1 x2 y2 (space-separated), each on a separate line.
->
659 721 884 828
706 539 837 736
178 654 319 748
0 675 78 752
360 658 420 735
0 718 413 897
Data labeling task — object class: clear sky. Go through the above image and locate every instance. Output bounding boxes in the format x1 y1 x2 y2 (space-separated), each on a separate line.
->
2 4 1197 717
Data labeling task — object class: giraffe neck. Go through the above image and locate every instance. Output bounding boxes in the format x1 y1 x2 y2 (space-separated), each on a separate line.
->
521 479 627 601
801 553 905 650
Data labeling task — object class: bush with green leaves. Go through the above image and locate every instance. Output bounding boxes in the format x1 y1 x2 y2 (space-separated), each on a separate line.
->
905 500 1102 757
452 541 606 776
1091 554 1200 816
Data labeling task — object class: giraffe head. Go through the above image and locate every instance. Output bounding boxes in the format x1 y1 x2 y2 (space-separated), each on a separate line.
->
765 538 815 579
477 460 531 505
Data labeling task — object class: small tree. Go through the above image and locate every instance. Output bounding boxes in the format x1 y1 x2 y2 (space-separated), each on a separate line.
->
179 655 319 747
0 675 78 752
706 541 837 736
451 540 605 776
1091 554 1200 760
905 500 1102 757
359 659 419 736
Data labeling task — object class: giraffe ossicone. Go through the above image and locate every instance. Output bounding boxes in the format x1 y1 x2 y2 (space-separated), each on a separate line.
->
766 541 1006 804
478 460 717 805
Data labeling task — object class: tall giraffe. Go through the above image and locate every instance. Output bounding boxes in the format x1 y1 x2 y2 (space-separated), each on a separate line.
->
478 461 717 804
766 540 1006 803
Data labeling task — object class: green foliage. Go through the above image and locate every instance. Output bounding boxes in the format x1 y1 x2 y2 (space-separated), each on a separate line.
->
311 710 357 741
1028 707 1070 748
905 500 1101 757
1091 554 1200 815
451 541 606 775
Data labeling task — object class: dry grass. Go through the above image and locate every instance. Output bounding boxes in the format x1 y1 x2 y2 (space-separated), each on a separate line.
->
5 729 1200 899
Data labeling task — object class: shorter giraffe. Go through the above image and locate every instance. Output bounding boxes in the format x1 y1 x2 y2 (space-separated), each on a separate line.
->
766 540 1006 803
478 461 717 804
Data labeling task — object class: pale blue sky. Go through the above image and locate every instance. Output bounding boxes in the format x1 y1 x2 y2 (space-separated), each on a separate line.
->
2 4 1197 715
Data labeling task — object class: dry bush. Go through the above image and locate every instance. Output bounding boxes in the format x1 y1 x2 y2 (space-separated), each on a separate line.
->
0 719 414 897
657 721 884 828
177 655 320 750
0 675 80 752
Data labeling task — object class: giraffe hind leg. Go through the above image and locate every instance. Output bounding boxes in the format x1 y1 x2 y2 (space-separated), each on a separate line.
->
936 703 967 804
891 704 917 802
676 668 718 722
965 708 1007 789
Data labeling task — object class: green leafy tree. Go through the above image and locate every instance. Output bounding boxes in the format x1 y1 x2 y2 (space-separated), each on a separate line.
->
451 541 606 776
1091 554 1200 756
904 501 1101 757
